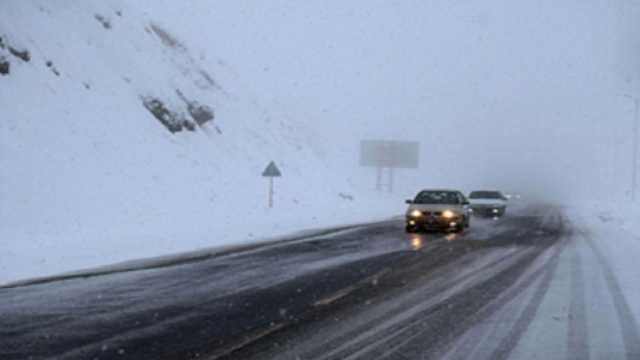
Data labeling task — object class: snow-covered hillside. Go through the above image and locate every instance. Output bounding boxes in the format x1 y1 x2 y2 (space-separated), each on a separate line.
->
0 1 403 284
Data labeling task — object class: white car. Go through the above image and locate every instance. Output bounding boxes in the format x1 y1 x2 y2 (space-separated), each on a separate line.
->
405 189 472 233
468 191 508 217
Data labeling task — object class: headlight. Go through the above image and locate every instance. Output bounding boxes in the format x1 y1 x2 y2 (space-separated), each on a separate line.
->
442 210 456 219
409 210 422 217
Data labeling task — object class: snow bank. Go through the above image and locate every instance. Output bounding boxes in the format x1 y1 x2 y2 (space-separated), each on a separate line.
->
0 1 405 284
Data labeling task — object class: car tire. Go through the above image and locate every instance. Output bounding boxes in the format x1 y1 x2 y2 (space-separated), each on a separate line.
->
406 226 417 233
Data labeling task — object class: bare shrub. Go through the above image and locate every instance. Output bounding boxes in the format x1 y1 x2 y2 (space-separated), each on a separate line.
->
142 97 196 133
8 46 30 62
46 60 60 76
188 103 214 126
94 14 112 29
149 23 183 50
0 57 9 75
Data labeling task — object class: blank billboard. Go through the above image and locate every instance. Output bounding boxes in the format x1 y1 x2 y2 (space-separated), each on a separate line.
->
359 140 420 169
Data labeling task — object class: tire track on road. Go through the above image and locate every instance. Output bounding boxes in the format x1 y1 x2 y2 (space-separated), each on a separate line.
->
441 214 566 360
368 240 564 360
567 236 589 360
367 214 567 360
487 239 566 360
581 229 640 360
232 210 566 360
303 247 523 360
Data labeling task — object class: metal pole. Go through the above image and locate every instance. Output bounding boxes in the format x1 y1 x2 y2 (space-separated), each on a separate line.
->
613 132 619 197
621 94 639 201
268 177 274 208
633 99 639 201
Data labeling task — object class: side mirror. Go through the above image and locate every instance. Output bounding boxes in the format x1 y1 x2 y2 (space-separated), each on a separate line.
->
405 199 413 204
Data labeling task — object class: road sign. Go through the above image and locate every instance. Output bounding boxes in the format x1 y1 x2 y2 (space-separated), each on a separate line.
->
359 140 420 192
262 161 282 177
359 140 420 169
262 161 281 207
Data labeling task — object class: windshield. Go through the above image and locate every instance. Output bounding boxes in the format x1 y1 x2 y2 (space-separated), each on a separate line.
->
469 191 505 200
414 191 461 205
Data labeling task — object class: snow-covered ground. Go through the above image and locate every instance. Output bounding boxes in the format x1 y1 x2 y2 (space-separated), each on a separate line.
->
0 1 407 285
514 209 640 359
437 205 640 359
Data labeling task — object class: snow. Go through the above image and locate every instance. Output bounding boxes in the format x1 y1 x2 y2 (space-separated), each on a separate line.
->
1 0 635 287
574 206 640 320
0 1 405 285
438 205 640 359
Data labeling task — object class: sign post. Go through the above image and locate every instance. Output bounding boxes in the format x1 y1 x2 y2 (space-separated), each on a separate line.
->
262 161 282 208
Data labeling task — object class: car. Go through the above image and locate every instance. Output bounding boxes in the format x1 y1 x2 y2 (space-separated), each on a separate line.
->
468 190 508 217
504 192 522 201
405 189 471 233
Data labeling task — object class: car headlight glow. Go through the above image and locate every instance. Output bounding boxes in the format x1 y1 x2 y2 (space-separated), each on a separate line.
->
409 210 422 217
442 210 456 219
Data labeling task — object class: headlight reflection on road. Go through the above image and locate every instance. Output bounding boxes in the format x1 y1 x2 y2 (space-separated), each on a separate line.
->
410 236 424 250
446 233 458 242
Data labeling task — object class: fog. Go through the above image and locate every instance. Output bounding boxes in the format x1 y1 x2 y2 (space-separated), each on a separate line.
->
160 0 639 202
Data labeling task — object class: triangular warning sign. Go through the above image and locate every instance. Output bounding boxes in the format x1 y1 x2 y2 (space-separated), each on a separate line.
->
262 161 282 177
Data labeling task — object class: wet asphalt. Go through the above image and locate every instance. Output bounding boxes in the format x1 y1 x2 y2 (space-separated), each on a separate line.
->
0 205 571 359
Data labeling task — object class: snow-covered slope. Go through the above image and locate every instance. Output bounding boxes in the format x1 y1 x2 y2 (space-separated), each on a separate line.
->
0 1 402 284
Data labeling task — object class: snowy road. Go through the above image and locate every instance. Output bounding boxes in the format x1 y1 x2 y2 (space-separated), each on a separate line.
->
2 205 640 359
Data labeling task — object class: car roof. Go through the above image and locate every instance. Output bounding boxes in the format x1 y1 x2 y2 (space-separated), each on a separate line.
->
419 189 462 193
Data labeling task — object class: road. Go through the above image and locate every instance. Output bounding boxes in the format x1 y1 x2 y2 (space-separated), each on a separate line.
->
2 204 640 359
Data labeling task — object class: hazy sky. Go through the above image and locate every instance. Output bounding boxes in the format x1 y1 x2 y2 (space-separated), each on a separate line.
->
159 0 639 201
